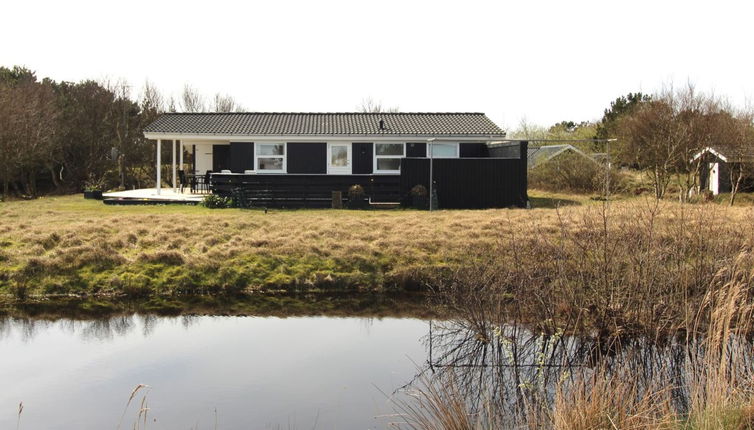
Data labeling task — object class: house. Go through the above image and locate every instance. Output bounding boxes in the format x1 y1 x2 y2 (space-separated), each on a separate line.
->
693 146 754 195
140 112 528 208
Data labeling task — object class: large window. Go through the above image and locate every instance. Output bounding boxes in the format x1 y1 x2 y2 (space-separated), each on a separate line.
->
428 143 459 158
256 143 286 172
374 143 405 173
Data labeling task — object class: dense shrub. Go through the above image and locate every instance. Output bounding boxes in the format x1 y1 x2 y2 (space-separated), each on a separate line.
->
529 152 627 194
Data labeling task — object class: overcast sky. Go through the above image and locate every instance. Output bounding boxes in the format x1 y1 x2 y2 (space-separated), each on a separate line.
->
2 0 752 131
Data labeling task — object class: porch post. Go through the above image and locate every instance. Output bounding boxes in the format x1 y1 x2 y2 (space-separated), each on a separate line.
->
156 139 161 195
179 140 184 173
172 139 177 192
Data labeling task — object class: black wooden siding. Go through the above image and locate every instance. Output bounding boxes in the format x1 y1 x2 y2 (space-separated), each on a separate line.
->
406 142 426 157
399 142 528 209
459 143 488 158
215 141 514 174
288 142 327 174
400 158 527 208
212 174 400 208
353 142 373 174
212 145 230 171
208 141 529 209
229 142 254 173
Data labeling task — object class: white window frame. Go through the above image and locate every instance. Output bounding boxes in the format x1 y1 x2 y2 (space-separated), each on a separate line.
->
428 142 459 158
374 142 405 174
255 142 287 173
327 142 352 174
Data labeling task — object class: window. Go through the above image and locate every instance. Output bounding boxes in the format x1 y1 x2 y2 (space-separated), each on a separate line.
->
331 146 348 167
374 143 405 173
256 143 286 172
428 143 459 158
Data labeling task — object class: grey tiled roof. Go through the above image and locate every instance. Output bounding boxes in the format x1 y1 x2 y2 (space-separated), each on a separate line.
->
144 112 506 136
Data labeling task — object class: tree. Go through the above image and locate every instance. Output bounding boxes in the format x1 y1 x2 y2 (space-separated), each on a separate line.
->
595 92 651 142
508 118 548 140
358 97 399 113
137 81 167 188
613 84 750 201
615 98 682 199
0 67 59 197
108 79 146 190
0 66 244 196
141 80 164 113
53 80 116 191
715 110 754 205
211 93 244 112
180 84 205 112
508 119 597 151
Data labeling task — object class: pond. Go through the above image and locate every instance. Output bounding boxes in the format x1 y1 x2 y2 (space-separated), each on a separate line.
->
5 294 749 429
0 311 432 429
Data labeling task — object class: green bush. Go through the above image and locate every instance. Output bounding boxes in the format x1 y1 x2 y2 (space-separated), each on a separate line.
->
202 194 233 209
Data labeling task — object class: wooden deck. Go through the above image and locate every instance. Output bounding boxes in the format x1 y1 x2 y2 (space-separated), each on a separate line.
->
102 188 205 204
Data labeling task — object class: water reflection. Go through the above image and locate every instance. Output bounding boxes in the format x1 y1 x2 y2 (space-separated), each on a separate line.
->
0 314 181 342
6 296 749 429
414 317 754 427
0 313 430 430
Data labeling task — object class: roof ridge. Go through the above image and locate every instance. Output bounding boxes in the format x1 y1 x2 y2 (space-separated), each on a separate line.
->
145 111 506 135
160 112 487 115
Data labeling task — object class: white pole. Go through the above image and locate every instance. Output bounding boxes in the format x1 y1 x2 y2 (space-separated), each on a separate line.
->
156 139 161 195
172 139 177 192
179 140 184 194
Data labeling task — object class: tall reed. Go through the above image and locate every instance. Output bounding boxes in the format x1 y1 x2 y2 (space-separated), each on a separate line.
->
395 201 754 429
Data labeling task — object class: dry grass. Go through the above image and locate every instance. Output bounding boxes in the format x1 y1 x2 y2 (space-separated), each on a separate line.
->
0 195 511 297
390 196 754 429
393 253 754 429
434 197 754 336
549 252 754 430
0 194 752 302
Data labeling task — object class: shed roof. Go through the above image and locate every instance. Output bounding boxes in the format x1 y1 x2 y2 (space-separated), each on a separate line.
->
144 112 506 137
693 145 754 163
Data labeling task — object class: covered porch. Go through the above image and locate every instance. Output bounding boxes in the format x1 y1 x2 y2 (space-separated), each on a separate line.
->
153 138 194 196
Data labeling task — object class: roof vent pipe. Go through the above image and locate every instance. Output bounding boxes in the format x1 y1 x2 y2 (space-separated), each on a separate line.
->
379 119 385 130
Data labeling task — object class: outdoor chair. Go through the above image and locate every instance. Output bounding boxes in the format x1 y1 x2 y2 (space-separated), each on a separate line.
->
203 171 213 193
178 170 188 193
192 172 209 194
